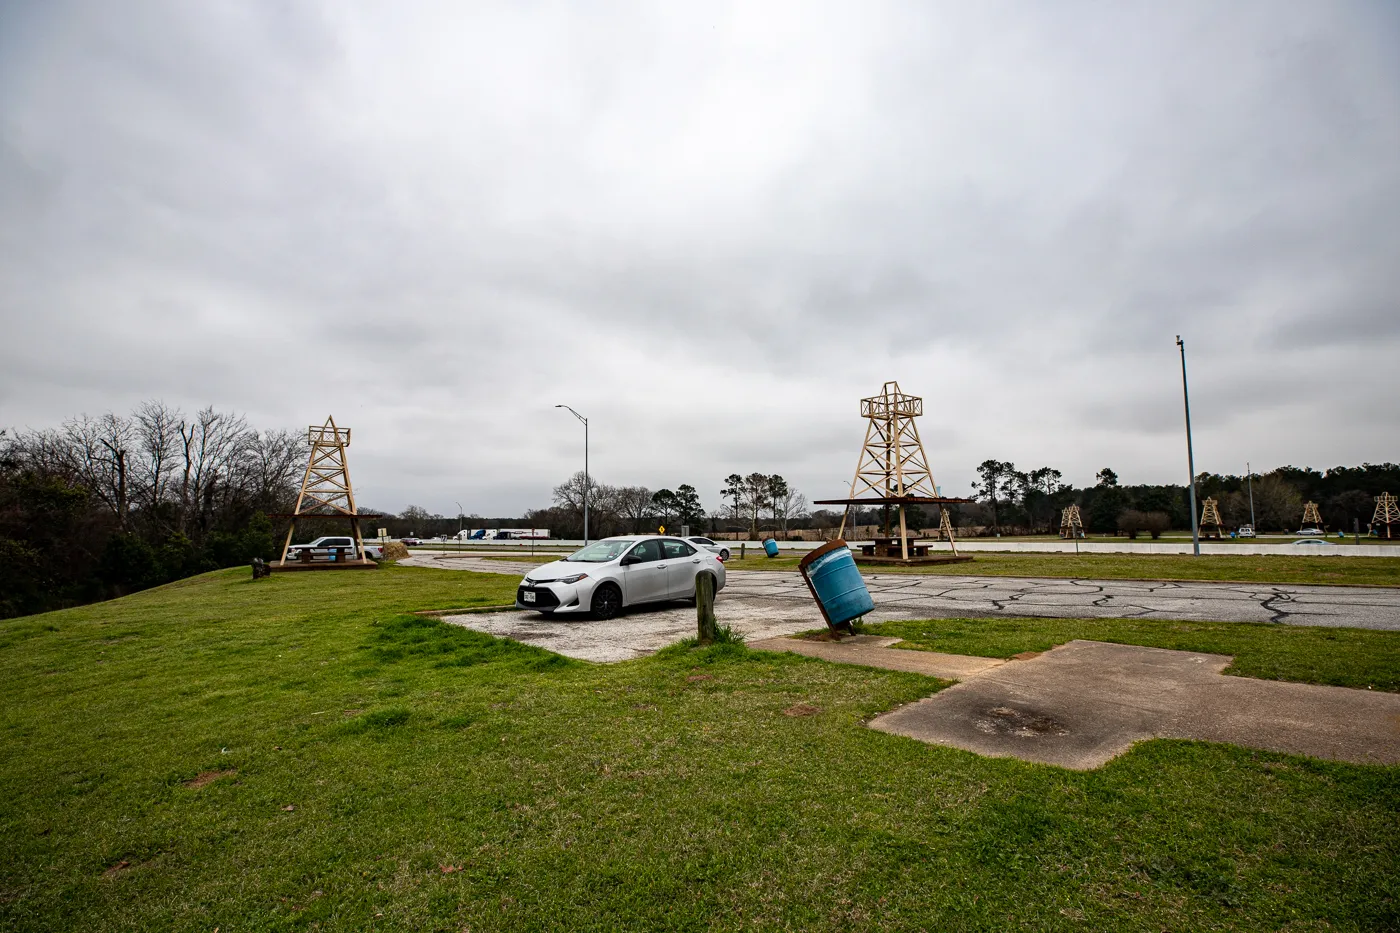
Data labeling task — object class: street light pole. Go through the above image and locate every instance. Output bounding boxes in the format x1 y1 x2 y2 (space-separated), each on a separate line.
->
1177 336 1200 557
1245 463 1255 530
555 405 589 544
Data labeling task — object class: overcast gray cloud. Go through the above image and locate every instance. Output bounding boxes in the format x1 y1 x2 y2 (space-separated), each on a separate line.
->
2 0 1397 517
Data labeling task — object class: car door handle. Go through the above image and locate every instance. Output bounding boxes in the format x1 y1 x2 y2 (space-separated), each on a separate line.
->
691 559 700 564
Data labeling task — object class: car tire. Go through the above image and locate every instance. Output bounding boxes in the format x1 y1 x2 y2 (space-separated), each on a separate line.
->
719 548 730 561
590 583 623 621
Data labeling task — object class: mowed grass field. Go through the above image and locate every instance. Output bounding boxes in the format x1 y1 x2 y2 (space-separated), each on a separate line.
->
717 551 1400 586
2 566 1398 932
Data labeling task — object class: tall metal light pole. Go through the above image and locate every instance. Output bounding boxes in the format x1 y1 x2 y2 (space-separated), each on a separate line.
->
1245 462 1255 530
555 405 589 544
1177 336 1200 556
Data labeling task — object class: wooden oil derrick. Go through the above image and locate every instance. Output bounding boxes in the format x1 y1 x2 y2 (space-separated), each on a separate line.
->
937 507 960 557
1375 492 1399 539
1200 497 1224 539
814 380 972 564
272 416 373 570
1060 504 1083 539
1302 501 1322 528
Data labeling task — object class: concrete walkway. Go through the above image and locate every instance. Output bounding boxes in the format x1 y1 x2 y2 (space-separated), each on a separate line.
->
754 636 1400 769
405 552 1400 632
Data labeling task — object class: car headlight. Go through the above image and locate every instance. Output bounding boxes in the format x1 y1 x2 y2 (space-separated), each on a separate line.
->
561 573 589 584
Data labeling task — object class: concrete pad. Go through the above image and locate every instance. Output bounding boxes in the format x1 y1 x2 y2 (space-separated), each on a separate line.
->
749 635 1006 680
869 640 1400 769
440 596 832 663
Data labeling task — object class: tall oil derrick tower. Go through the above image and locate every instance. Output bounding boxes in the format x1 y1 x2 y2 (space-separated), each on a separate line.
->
814 381 972 563
273 416 374 570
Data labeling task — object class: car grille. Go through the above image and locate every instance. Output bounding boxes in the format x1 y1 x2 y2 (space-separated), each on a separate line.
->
517 586 560 610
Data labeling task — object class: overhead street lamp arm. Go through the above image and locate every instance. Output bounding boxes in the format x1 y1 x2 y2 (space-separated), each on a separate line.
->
555 404 587 426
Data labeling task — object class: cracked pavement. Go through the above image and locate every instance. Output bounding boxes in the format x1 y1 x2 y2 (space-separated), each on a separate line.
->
404 552 1400 637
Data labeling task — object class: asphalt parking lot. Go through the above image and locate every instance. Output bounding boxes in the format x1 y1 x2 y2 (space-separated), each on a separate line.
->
403 551 1400 662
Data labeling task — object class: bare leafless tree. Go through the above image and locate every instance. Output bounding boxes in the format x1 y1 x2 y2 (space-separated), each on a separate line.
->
617 485 654 533
61 413 135 530
134 400 182 530
177 407 253 536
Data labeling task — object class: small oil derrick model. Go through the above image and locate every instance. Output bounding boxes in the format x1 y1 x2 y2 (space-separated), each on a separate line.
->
1060 504 1084 539
1200 497 1224 540
1374 492 1399 539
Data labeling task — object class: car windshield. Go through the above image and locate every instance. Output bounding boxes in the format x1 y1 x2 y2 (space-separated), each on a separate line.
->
565 540 633 563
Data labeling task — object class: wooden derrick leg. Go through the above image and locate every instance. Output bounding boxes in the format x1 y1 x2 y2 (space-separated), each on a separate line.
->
278 520 296 567
898 505 909 561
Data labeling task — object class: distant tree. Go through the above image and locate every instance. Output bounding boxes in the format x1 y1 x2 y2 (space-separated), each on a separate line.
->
1326 489 1374 532
400 505 432 531
742 472 771 538
650 488 678 530
1253 473 1303 532
617 485 653 534
1087 469 1127 533
768 478 807 535
1142 511 1170 539
1117 509 1147 539
721 474 745 522
1024 466 1066 534
674 484 706 530
973 459 1016 531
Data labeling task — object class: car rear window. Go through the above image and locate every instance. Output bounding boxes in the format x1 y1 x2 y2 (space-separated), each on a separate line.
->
662 539 696 558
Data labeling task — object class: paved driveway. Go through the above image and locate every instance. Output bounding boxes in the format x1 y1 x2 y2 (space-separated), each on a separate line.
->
401 553 1400 661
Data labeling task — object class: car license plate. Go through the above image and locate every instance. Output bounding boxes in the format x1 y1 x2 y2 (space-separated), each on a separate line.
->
522 590 536 603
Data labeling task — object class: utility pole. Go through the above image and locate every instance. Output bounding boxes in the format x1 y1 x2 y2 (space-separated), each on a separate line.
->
1177 336 1200 556
1245 463 1255 530
556 405 590 544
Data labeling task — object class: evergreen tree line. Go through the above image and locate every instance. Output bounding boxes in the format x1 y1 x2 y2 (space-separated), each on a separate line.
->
963 459 1400 535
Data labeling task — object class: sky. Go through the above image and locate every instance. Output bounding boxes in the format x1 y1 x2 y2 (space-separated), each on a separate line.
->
2 1 1398 518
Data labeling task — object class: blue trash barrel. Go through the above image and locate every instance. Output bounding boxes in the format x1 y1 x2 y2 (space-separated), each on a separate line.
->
799 540 873 627
763 538 779 558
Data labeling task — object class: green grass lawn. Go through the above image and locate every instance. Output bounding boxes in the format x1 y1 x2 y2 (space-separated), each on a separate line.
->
2 567 1398 932
859 617 1400 692
720 551 1400 586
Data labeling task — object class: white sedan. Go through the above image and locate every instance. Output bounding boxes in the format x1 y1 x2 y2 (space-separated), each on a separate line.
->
516 535 727 619
686 535 731 561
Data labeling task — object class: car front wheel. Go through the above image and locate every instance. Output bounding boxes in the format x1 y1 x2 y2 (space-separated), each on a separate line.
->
590 583 623 621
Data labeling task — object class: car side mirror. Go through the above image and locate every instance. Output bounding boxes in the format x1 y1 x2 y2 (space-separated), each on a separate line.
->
621 554 641 566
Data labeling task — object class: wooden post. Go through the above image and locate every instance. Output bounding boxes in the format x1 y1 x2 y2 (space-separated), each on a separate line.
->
898 504 909 561
696 572 717 645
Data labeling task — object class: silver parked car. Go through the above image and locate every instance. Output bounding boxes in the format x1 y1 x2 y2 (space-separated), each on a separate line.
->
686 535 731 561
516 535 727 619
